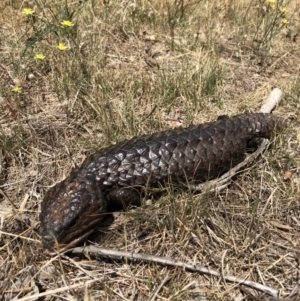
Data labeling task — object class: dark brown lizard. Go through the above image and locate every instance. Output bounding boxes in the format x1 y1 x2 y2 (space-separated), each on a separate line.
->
40 113 284 249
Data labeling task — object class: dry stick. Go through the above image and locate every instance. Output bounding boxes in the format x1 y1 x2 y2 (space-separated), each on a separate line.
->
141 105 157 122
149 274 172 301
0 188 17 209
71 246 279 298
12 279 102 301
259 87 282 113
69 88 283 298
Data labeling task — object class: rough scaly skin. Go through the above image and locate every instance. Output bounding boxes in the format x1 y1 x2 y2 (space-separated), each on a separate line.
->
40 113 284 249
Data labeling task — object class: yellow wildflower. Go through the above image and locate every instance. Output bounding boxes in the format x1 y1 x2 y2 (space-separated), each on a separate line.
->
56 43 68 51
35 53 46 60
268 0 276 9
280 7 288 13
61 20 74 27
12 86 22 93
22 8 35 15
282 18 289 25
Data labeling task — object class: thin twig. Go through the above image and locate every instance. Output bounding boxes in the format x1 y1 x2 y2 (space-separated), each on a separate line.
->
141 105 157 122
0 188 17 209
71 246 279 298
149 274 171 301
11 279 102 301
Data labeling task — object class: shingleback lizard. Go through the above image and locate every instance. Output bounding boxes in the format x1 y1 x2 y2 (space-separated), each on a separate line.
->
40 113 284 249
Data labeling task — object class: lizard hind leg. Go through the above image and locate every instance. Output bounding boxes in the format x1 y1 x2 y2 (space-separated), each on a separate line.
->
247 137 267 151
106 187 142 209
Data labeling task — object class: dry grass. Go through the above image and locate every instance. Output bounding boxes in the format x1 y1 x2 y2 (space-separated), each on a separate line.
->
1 0 300 300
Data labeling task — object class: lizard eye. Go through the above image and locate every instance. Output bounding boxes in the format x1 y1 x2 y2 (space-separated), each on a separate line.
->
69 219 78 229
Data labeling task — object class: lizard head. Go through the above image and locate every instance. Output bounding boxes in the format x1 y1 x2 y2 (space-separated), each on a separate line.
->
40 170 106 249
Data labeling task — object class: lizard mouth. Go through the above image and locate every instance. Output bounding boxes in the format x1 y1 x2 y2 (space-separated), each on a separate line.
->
41 230 56 249
42 228 97 254
41 211 107 250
